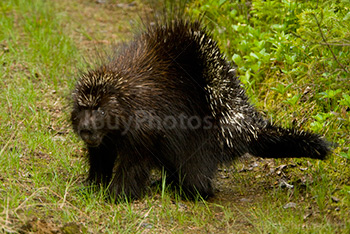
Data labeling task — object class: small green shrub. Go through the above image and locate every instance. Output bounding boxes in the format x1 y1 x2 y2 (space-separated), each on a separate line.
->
188 0 349 148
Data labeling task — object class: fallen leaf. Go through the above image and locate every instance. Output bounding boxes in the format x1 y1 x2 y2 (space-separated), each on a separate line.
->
331 196 340 203
283 202 297 209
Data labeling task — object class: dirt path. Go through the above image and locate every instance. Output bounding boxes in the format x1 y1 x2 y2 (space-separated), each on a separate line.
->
56 0 144 54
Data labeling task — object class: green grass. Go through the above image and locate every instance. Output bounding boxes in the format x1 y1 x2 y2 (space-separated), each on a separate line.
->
0 0 349 233
0 0 83 232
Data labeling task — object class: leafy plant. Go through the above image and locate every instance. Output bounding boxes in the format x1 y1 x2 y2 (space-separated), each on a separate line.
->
283 93 301 107
339 94 350 108
340 148 350 160
271 83 293 95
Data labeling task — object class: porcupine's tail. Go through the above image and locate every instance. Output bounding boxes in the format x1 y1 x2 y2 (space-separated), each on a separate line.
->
246 123 331 160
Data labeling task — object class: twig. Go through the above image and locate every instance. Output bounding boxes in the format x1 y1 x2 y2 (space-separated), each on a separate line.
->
312 13 349 73
0 120 25 157
136 207 153 231
59 177 80 209
15 187 49 213
319 43 350 47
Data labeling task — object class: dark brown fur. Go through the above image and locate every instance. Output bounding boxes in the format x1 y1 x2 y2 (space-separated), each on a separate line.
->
71 19 331 200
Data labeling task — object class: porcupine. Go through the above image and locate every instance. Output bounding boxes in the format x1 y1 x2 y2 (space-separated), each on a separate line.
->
71 18 331 200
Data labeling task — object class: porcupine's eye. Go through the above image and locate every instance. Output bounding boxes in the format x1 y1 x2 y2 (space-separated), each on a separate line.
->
97 107 105 116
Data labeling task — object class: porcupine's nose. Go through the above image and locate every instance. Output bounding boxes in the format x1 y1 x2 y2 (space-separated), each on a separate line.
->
79 129 100 146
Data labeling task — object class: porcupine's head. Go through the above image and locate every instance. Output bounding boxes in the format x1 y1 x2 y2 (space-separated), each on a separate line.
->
71 67 123 147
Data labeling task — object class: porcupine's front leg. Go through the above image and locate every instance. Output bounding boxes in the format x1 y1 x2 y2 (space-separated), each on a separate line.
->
86 138 118 185
109 148 153 200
